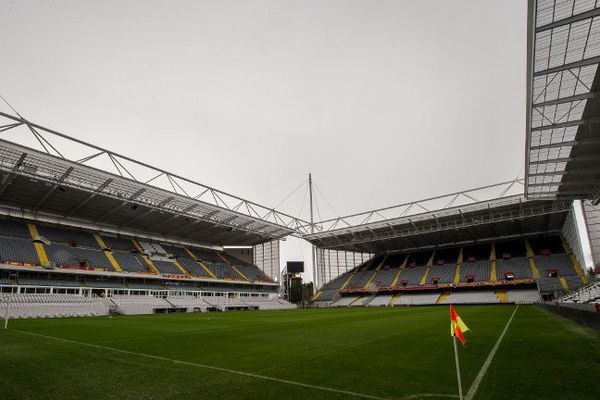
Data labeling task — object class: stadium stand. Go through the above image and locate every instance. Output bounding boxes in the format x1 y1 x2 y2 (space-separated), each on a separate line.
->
537 278 564 292
331 295 360 307
398 266 427 286
152 260 182 275
440 291 500 305
36 225 99 248
507 288 540 304
111 251 148 273
367 294 393 307
312 235 583 307
429 248 459 284
460 260 492 282
560 281 600 304
0 237 40 264
536 254 577 277
111 295 173 315
166 295 212 312
176 257 213 278
565 276 585 291
241 297 296 310
313 270 353 301
207 295 252 310
395 293 441 306
495 257 532 280
0 294 109 318
45 243 113 270
100 235 138 252
0 220 32 239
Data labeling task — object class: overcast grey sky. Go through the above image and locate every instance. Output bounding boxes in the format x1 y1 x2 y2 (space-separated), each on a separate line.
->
0 0 531 281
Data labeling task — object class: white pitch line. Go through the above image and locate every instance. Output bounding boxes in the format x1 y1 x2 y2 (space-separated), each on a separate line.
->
13 329 390 400
465 305 519 400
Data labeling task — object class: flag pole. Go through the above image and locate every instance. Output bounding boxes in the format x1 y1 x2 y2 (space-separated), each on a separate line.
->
452 334 464 400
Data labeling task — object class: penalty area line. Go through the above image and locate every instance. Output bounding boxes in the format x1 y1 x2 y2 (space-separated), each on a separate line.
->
13 329 390 400
465 305 519 400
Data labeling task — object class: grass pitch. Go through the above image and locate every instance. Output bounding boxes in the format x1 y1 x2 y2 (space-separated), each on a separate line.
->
0 305 598 400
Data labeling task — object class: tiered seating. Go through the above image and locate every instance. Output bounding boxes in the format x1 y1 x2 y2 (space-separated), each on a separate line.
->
428 264 455 284
100 235 137 251
315 271 353 301
0 220 31 239
343 258 381 289
0 237 40 264
507 288 540 304
397 267 427 285
535 254 577 277
161 245 189 258
111 295 172 314
441 291 500 304
138 241 167 257
350 296 372 307
347 269 373 289
367 294 393 307
496 258 532 280
204 262 238 280
37 225 98 248
460 260 491 282
0 294 109 318
565 276 585 291
429 248 458 284
373 267 398 287
537 278 564 292
370 254 404 288
219 253 272 282
395 293 440 306
331 295 360 307
111 251 147 273
176 257 212 278
204 295 249 310
190 249 238 280
166 295 211 311
560 281 600 304
152 260 181 275
45 243 112 269
241 297 296 310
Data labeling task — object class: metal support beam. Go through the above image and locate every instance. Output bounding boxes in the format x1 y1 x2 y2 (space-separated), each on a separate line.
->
33 167 74 210
66 178 113 216
97 188 146 221
0 153 27 196
530 116 600 132
123 196 175 226
533 91 600 107
536 8 600 33
533 55 600 77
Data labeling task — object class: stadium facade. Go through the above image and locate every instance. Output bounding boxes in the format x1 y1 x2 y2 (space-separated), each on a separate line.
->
1 0 600 317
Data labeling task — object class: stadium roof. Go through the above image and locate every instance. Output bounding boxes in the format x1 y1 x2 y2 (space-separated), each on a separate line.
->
303 180 573 253
0 111 310 247
525 0 600 203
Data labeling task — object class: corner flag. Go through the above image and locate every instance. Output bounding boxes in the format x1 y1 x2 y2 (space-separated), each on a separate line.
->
450 305 470 346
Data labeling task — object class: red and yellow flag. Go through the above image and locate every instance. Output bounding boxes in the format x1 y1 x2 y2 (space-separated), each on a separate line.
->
450 305 470 346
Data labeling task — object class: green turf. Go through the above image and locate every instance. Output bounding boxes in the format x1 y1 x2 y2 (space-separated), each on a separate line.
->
0 305 598 400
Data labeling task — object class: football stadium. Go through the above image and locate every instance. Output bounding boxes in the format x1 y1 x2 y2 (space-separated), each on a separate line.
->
1 1 600 399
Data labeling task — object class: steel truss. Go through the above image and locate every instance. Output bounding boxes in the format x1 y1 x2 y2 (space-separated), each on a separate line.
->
526 0 600 201
304 179 525 236
0 111 311 240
